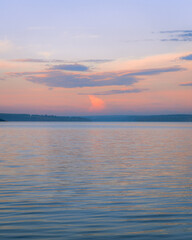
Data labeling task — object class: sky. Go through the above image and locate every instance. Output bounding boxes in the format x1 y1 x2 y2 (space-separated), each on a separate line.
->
0 0 192 115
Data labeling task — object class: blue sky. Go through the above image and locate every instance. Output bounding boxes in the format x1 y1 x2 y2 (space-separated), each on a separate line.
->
1 0 192 59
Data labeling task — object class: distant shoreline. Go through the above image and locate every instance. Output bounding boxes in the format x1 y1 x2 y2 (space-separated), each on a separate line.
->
0 113 192 122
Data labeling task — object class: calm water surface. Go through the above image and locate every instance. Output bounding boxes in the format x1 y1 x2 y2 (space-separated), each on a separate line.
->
0 122 192 239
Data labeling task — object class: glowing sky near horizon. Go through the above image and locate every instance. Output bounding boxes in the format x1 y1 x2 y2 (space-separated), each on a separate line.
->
0 0 192 115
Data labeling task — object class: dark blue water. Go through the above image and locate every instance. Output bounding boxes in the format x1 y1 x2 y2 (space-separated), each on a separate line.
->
0 122 192 239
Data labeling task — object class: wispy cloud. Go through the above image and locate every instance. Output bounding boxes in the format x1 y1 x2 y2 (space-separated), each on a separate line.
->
12 58 64 63
7 71 47 77
124 67 184 76
180 54 192 61
49 64 89 72
160 30 192 42
79 88 148 95
80 59 113 64
180 82 192 86
27 71 138 88
160 30 192 34
11 58 113 65
7 66 184 89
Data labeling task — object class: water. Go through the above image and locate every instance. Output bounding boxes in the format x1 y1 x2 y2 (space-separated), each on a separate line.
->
0 122 192 239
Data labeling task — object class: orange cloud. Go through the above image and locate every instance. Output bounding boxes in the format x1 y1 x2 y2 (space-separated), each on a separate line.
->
88 95 105 112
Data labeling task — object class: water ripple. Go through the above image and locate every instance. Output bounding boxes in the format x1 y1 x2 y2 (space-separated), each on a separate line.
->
0 122 192 239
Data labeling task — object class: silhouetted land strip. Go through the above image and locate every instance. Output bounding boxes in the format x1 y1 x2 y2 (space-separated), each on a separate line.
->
87 114 192 122
0 113 90 122
0 118 6 121
0 113 192 122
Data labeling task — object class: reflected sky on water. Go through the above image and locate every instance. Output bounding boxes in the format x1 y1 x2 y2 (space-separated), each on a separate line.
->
0 122 192 239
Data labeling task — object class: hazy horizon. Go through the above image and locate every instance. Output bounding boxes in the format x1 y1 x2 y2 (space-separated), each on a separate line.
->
1 112 192 117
